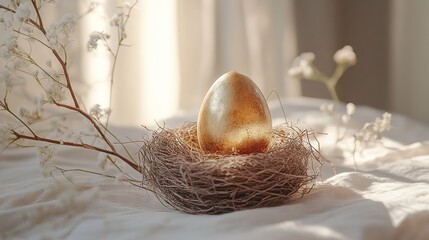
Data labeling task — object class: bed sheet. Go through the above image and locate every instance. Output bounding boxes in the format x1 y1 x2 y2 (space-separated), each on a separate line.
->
1 97 429 240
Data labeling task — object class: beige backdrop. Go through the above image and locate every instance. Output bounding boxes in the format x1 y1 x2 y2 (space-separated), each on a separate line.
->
1 0 428 127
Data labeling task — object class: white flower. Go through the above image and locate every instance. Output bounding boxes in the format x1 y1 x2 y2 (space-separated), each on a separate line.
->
319 102 334 115
346 103 356 115
87 31 110 52
333 45 357 65
341 103 356 124
373 112 392 132
88 2 100 12
288 52 316 79
15 2 31 22
21 25 34 35
45 29 57 49
90 104 102 118
6 58 28 70
41 165 54 177
48 116 69 139
61 14 77 29
0 70 14 89
0 11 14 29
110 13 124 27
35 94 48 107
0 123 14 149
37 145 56 167
90 104 111 119
0 34 18 60
17 105 43 124
46 81 65 103
46 14 77 50
356 122 376 142
122 0 132 8
355 112 392 142
0 69 23 91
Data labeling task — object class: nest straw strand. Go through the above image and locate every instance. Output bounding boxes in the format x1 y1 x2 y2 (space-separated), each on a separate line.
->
140 123 320 215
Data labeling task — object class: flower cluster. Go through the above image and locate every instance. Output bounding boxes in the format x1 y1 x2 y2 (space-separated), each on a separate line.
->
334 46 357 66
14 2 31 23
341 103 356 124
38 145 56 167
46 14 77 50
45 81 66 103
301 48 393 165
320 102 355 124
0 1 141 185
355 112 392 142
288 52 317 79
90 104 111 119
319 102 335 115
87 1 135 53
18 105 43 124
87 31 110 52
288 45 357 101
0 34 18 60
0 69 23 91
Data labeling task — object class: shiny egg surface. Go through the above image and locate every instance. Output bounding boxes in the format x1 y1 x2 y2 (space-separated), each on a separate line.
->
197 71 272 154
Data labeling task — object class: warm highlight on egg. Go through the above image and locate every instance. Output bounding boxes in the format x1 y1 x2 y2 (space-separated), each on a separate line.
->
197 71 272 154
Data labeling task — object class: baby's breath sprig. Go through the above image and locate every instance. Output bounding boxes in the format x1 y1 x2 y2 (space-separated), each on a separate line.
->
288 45 357 102
0 0 141 184
86 0 138 128
289 46 393 170
288 46 358 143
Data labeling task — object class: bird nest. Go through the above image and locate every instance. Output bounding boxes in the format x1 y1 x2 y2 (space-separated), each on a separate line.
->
139 123 321 214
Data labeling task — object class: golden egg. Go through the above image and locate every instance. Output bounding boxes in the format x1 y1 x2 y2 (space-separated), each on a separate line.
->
197 71 272 154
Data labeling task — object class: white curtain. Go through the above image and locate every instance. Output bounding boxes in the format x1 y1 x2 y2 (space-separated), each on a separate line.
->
3 0 429 127
300 0 429 126
390 0 429 125
80 0 298 126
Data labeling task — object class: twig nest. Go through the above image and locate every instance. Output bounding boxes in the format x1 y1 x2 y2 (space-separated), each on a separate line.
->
140 123 320 215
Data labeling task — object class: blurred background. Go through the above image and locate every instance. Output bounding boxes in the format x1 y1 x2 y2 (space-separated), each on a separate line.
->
2 0 429 127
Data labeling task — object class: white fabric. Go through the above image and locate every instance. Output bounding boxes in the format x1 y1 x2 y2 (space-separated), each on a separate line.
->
1 97 429 240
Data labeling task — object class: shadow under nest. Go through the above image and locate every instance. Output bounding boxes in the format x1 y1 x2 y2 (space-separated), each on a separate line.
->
139 123 321 215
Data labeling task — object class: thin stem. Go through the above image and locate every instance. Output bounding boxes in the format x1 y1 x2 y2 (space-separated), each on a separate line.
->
97 120 137 163
53 102 141 175
54 101 116 152
0 5 13 12
105 43 120 128
31 0 46 34
105 1 138 127
0 4 41 30
1 1 142 175
28 1 80 108
14 131 140 171
325 81 339 102
330 64 348 87
22 53 68 88
57 167 117 179
53 166 141 184
13 29 50 49
51 49 80 108
3 101 37 137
